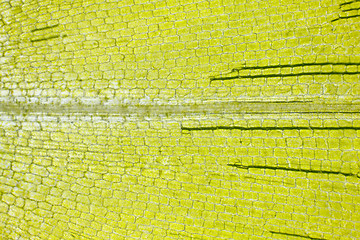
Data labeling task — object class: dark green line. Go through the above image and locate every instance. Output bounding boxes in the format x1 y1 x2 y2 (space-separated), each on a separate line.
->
211 71 360 81
210 63 360 81
269 231 327 240
331 14 360 22
30 35 60 42
239 72 360 78
342 7 360 12
233 62 360 71
210 76 239 81
31 24 59 32
181 126 360 131
227 164 357 177
340 0 360 7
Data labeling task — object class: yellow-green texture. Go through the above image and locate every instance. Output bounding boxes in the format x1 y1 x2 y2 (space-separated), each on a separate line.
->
1 0 360 239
